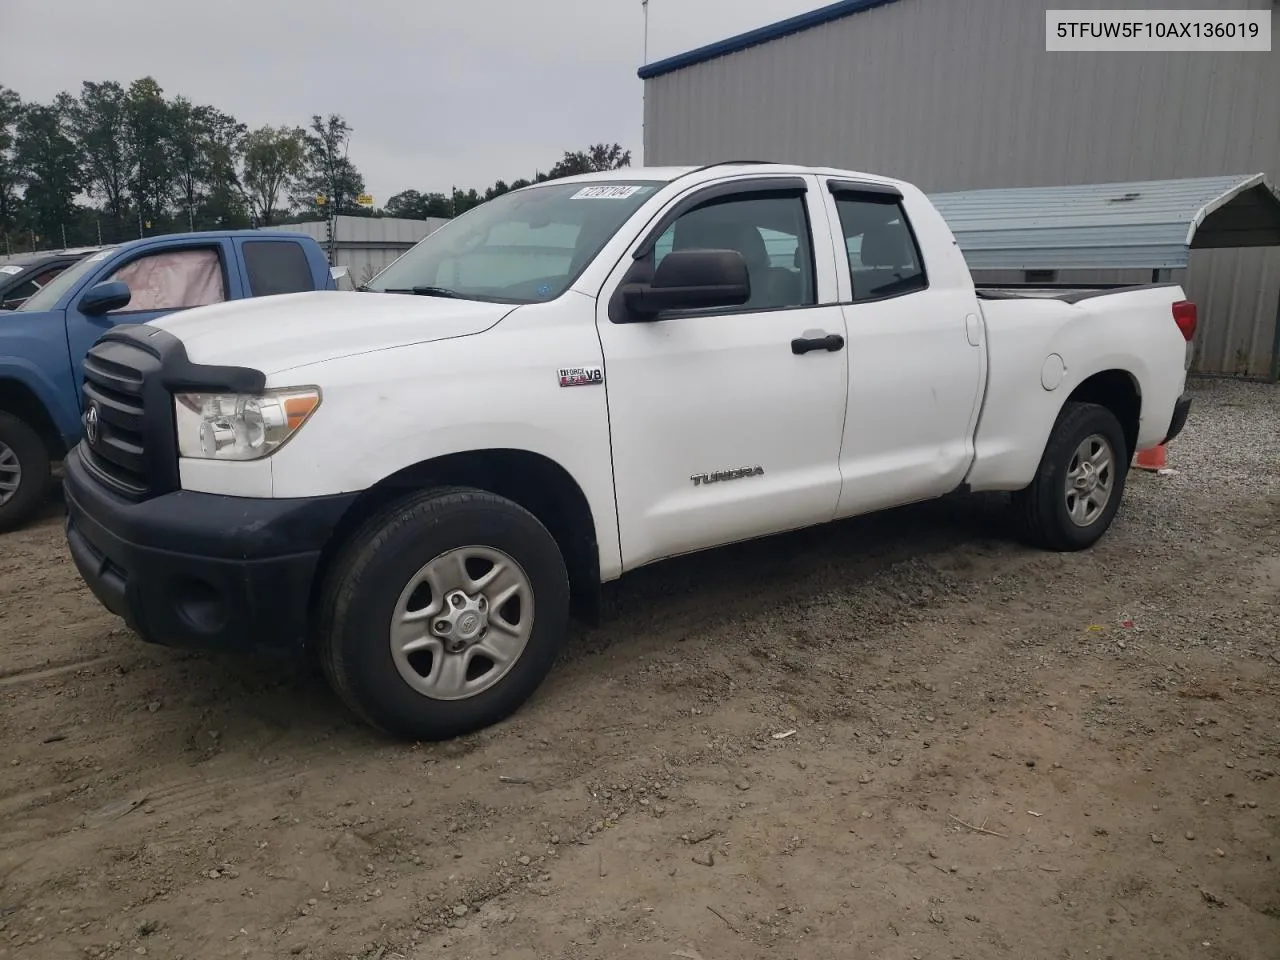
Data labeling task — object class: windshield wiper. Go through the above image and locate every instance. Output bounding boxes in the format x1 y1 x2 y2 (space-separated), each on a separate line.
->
381 285 464 299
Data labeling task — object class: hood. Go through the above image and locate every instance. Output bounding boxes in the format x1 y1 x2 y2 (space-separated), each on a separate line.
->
147 290 515 374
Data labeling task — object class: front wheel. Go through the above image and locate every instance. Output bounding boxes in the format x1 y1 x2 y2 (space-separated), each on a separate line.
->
317 487 570 741
1012 401 1130 552
0 412 52 533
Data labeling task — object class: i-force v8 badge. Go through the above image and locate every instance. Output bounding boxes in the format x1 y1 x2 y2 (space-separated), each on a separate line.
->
558 366 604 388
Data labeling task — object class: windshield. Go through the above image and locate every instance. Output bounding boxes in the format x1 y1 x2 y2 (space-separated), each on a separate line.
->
17 249 114 312
367 180 665 303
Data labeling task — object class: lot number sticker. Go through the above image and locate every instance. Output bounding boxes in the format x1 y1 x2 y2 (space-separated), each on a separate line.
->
571 185 644 200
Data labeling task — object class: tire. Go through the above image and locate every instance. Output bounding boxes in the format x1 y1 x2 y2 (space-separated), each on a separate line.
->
1012 401 1130 552
317 486 570 741
0 412 52 533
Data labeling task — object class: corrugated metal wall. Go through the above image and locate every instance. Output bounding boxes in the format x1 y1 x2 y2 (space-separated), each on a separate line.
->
642 0 1280 377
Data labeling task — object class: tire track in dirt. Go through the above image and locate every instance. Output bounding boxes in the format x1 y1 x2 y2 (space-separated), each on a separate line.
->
1 382 1278 959
0 654 121 687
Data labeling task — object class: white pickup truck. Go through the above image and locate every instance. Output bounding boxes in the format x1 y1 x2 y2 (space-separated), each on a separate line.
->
63 162 1195 740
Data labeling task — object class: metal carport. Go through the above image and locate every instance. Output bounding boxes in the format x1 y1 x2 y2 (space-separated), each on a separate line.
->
927 174 1280 378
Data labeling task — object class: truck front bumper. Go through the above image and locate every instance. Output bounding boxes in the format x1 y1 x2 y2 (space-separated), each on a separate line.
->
63 448 356 656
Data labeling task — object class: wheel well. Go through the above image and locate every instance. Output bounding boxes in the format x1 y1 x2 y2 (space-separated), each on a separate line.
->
315 449 603 627
1066 370 1141 456
0 378 66 460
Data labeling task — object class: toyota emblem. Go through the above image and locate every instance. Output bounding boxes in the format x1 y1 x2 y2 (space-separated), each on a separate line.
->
85 404 100 445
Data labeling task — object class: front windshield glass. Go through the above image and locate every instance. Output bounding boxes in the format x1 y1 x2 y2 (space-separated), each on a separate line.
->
367 180 665 303
17 249 114 312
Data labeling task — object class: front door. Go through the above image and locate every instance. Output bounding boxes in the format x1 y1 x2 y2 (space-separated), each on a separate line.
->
596 176 850 571
65 241 237 396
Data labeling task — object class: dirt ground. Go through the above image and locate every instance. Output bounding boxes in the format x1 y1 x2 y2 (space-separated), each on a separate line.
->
2 379 1278 960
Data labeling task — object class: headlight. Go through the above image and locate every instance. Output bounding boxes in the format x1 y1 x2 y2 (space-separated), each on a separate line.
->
174 388 321 461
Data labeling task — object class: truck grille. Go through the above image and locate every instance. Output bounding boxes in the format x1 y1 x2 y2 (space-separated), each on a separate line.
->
80 338 163 499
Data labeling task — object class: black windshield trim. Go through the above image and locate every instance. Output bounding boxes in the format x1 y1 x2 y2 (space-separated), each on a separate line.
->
378 288 527 305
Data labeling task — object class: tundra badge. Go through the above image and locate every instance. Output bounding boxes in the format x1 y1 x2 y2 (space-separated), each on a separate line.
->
691 466 764 487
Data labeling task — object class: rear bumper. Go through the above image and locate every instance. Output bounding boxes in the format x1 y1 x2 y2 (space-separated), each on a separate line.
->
1162 393 1192 445
63 447 356 656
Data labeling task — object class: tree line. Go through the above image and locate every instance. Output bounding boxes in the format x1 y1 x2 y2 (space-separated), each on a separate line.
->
0 78 632 254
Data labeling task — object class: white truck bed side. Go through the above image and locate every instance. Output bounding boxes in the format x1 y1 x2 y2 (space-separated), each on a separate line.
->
965 285 1189 491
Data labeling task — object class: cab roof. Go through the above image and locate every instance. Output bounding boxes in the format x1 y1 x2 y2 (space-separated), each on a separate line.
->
535 161 904 190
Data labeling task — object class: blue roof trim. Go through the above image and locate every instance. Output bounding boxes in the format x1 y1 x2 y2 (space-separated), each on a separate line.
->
638 0 903 80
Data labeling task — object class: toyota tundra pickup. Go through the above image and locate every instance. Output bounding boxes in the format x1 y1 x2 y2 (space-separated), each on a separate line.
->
61 162 1195 741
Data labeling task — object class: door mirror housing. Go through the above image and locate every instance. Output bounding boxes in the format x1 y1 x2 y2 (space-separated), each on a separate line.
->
78 280 132 316
620 249 750 321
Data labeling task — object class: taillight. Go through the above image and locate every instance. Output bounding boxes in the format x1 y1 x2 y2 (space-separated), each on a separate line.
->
1172 300 1197 342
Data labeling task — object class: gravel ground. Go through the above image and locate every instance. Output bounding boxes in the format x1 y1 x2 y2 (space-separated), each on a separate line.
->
0 378 1277 960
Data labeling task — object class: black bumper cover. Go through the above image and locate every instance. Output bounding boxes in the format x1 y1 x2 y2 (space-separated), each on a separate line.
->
63 447 356 656
1163 393 1192 445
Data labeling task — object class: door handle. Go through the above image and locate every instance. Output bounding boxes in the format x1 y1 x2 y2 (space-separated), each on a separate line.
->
791 333 845 355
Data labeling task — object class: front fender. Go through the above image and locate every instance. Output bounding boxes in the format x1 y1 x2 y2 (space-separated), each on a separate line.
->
182 310 623 578
281 418 621 579
0 356 82 447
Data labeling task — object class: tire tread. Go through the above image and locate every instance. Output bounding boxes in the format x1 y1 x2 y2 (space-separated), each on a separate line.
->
1012 401 1128 552
316 485 567 739
0 411 52 533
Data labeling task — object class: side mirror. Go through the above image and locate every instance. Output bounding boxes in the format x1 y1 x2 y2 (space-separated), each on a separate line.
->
620 249 750 322
329 265 349 281
78 280 132 316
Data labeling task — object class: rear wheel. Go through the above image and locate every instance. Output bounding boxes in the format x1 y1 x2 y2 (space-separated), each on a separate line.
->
0 412 51 533
1012 401 1130 552
317 486 570 741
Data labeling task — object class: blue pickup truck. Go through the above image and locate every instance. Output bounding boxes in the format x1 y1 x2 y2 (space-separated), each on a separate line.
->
0 229 336 530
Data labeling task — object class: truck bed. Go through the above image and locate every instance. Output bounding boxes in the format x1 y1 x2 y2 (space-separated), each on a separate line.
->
975 282 1183 304
965 282 1191 492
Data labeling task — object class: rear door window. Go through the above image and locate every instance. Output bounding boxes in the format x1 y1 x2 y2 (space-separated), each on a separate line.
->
831 194 928 302
241 240 314 297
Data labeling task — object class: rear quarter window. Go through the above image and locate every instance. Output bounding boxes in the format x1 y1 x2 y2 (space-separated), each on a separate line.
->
242 241 315 297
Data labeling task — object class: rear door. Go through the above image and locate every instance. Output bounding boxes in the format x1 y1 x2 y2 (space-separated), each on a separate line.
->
64 239 241 396
820 180 986 517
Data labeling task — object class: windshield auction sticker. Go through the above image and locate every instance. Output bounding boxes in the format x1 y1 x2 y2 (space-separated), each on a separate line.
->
571 185 645 200
1046 9 1270 51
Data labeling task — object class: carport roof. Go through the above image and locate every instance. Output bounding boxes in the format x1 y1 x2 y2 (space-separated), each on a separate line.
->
928 173 1280 272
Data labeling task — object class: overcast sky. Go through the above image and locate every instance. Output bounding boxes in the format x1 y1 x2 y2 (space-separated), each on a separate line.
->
2 0 818 203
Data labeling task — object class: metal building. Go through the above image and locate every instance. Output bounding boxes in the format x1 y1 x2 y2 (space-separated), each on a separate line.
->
261 215 448 288
639 0 1280 379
